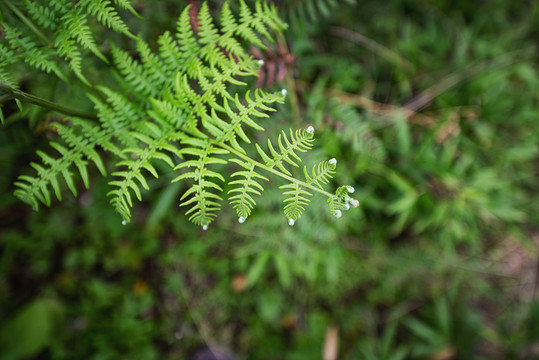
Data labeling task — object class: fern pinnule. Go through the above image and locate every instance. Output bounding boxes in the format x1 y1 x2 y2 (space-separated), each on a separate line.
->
3 24 64 79
110 42 161 99
60 9 108 63
23 0 60 31
87 0 135 39
112 0 141 18
176 5 202 77
94 86 145 129
228 159 269 219
256 128 314 176
148 96 186 129
210 89 284 153
157 31 184 75
219 3 246 58
197 3 220 47
173 138 229 227
304 160 335 190
108 121 183 222
280 182 312 222
13 117 109 209
54 29 86 84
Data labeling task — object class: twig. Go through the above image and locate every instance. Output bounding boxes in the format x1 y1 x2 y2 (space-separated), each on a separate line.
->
0 82 98 121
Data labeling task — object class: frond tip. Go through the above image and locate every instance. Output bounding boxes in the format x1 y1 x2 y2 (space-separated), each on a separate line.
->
304 159 336 189
328 185 360 217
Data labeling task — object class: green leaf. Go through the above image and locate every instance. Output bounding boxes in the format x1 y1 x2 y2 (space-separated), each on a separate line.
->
0 299 64 359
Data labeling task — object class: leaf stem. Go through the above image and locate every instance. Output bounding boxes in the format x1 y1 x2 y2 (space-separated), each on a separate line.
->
4 0 52 46
0 82 98 121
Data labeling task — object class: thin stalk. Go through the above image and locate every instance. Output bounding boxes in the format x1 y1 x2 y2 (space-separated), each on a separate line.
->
278 33 301 128
0 82 98 120
213 140 336 199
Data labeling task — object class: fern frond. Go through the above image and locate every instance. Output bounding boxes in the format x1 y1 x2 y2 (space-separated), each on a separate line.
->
279 182 312 221
304 160 335 190
87 0 135 39
228 158 269 219
5 0 354 228
256 128 314 176
173 138 229 227
176 0 284 77
173 56 260 138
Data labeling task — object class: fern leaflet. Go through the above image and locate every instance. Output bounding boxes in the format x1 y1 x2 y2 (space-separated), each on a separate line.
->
279 182 312 222
304 160 336 190
173 138 229 227
256 128 314 176
228 159 269 220
108 121 183 222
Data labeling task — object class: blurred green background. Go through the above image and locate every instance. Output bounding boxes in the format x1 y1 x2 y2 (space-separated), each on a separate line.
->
1 0 539 358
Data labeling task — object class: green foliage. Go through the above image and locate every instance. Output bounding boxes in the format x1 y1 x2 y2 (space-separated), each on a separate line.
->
1 0 357 227
2 0 539 359
0 298 64 359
